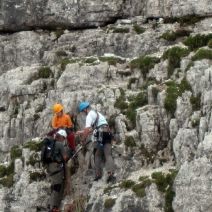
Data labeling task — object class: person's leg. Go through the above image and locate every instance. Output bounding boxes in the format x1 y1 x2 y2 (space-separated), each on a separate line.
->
48 163 65 210
103 143 116 183
103 143 115 173
94 147 103 180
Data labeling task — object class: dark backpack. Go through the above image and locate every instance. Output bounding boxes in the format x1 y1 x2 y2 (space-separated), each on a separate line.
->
41 137 56 165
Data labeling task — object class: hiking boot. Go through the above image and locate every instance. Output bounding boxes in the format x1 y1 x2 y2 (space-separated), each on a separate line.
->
51 206 60 212
107 174 116 184
94 174 102 181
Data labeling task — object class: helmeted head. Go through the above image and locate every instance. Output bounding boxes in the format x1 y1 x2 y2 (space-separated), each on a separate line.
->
79 101 90 112
53 103 63 114
56 129 67 138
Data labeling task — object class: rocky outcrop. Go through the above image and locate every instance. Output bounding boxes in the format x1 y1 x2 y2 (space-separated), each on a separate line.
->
0 0 212 210
0 0 143 31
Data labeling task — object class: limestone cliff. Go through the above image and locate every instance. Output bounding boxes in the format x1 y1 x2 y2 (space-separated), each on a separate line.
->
0 1 212 211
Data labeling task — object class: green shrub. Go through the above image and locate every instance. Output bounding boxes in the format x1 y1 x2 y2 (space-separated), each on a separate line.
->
103 185 118 194
138 176 149 182
38 67 53 79
29 171 46 182
127 77 138 89
23 140 43 152
84 57 97 64
111 27 130 33
126 91 148 127
151 170 178 212
139 144 155 163
192 49 212 61
165 78 192 117
114 88 128 111
133 24 145 34
163 47 189 77
99 56 125 66
104 198 116 208
184 34 212 50
131 179 152 198
124 136 136 147
27 153 40 166
56 50 68 57
60 58 71 71
164 15 204 26
130 56 160 79
191 118 200 127
185 61 194 72
164 81 179 117
54 29 64 39
0 165 7 178
120 180 136 189
161 29 191 41
208 39 212 48
151 172 168 192
190 93 201 111
10 145 22 161
0 174 14 188
161 31 177 41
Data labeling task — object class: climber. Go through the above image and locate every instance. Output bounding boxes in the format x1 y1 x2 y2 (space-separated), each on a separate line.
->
48 103 76 152
76 101 116 183
45 129 68 212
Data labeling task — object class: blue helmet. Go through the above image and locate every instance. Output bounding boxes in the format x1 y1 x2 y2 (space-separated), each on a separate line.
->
79 101 90 112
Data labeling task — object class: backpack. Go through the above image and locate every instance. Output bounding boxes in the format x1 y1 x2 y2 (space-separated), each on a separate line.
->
41 137 56 165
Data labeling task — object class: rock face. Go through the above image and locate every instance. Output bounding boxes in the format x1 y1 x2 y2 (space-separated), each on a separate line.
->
0 0 142 31
1 0 212 31
0 0 212 211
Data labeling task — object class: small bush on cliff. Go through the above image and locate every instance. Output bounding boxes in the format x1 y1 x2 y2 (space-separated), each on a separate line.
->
151 169 178 212
164 78 192 117
161 29 191 41
190 93 201 111
23 140 43 152
104 198 116 208
192 49 212 61
126 91 148 128
127 77 138 89
29 171 46 183
55 50 68 57
208 40 212 48
10 145 22 161
120 180 136 189
54 29 64 39
114 88 128 111
38 67 53 79
133 24 145 34
164 15 204 26
0 174 14 188
131 178 152 198
99 56 125 66
163 47 189 77
130 56 160 79
124 136 136 147
110 27 130 33
184 34 212 50
84 57 97 64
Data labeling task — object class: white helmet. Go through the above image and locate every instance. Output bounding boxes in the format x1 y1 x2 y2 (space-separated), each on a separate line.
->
56 129 67 138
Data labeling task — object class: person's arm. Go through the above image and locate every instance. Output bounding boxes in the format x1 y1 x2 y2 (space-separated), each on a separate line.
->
66 114 73 128
52 116 57 129
76 127 92 144
60 144 68 162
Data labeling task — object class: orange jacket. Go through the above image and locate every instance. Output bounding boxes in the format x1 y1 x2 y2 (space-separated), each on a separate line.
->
52 113 73 129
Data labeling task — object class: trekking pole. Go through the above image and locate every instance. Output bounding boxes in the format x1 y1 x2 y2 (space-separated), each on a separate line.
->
71 139 92 159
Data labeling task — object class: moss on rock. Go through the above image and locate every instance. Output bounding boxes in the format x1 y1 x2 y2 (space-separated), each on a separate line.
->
184 34 212 50
23 140 43 152
163 47 189 77
104 198 116 208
